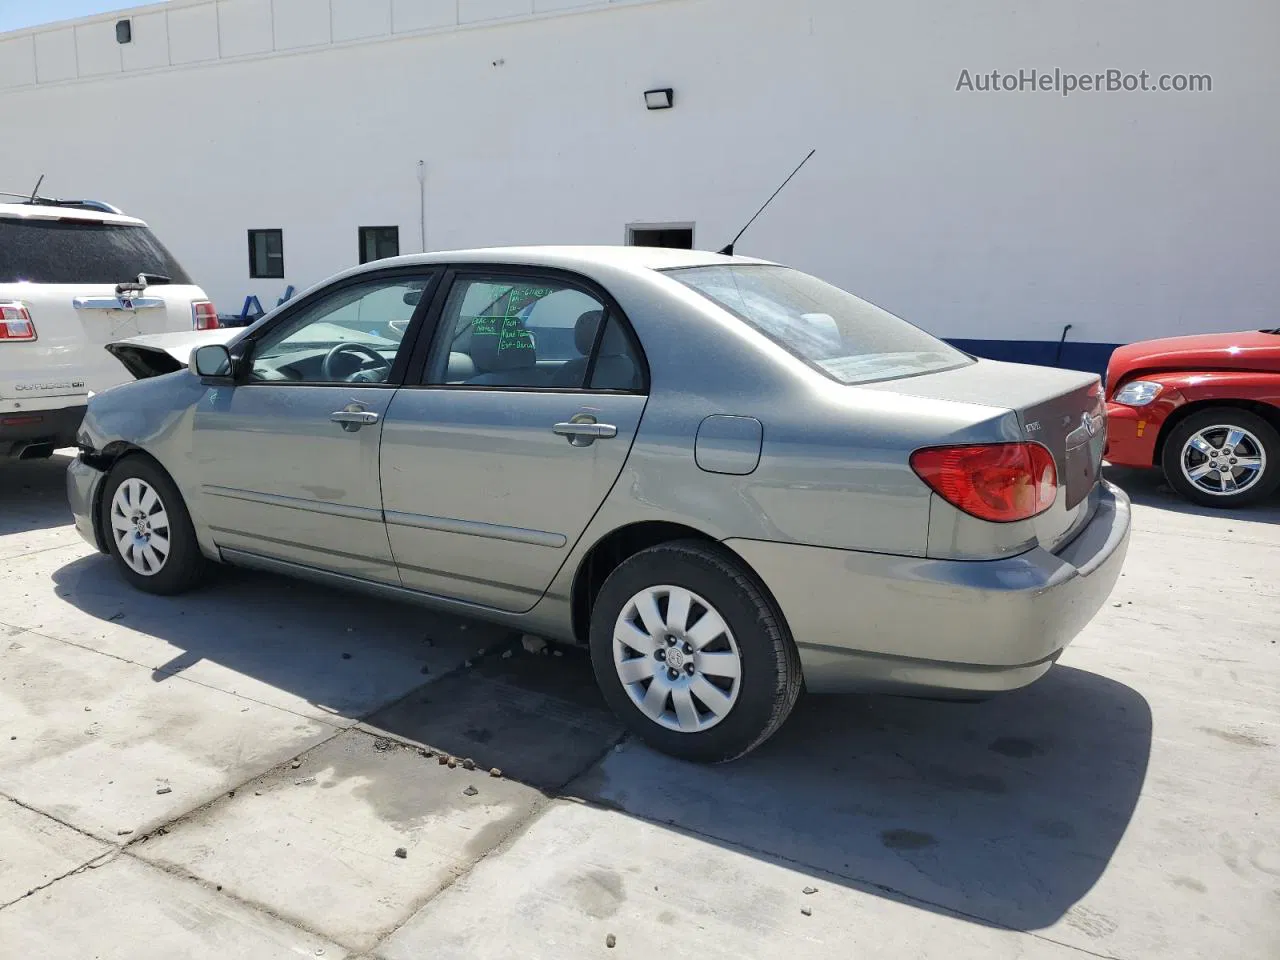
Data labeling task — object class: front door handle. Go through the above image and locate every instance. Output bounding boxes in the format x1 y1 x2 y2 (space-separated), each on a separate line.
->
331 407 380 432
553 420 617 447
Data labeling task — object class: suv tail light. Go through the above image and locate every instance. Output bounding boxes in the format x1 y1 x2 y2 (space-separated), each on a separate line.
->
0 303 36 341
910 442 1058 523
191 301 219 330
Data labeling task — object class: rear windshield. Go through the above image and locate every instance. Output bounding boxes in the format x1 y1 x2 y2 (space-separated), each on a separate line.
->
0 217 192 285
667 264 971 385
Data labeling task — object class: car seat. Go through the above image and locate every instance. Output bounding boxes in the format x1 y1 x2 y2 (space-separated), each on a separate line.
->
552 311 639 390
463 316 540 385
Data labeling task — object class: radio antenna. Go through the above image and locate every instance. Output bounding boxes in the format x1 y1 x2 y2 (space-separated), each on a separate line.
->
29 174 45 202
719 149 815 256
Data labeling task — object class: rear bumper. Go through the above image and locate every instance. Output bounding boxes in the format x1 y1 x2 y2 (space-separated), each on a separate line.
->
726 481 1132 697
0 402 86 457
67 455 108 553
1104 402 1161 467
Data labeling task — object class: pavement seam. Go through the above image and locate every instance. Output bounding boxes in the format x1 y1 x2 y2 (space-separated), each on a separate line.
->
0 793 115 854
0 624 516 948
101 641 522 951
0 853 120 912
0 619 360 730
358 728 629 955
0 806 120 914
0 541 90 563
121 848 348 951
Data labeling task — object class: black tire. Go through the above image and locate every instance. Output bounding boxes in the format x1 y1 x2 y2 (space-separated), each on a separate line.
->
100 455 207 595
588 540 803 763
1162 407 1280 508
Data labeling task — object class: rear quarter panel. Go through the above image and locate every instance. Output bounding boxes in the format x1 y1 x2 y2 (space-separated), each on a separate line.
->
538 266 1029 585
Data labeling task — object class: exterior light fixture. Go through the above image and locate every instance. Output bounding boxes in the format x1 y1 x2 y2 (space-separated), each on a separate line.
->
644 88 674 110
116 19 132 44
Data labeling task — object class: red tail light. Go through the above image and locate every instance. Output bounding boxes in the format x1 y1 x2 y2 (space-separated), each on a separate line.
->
0 302 36 341
910 442 1058 523
191 301 219 330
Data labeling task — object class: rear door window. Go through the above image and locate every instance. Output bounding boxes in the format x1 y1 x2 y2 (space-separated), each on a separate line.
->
0 218 192 284
423 275 644 391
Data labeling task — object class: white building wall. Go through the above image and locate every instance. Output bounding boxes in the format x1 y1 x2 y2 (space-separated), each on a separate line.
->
1 0 1277 355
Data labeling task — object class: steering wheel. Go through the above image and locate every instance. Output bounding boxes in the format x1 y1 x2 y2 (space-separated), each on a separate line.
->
322 342 391 381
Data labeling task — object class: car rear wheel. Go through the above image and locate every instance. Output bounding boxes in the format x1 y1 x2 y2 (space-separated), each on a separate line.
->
588 540 802 763
101 456 207 595
1163 407 1280 507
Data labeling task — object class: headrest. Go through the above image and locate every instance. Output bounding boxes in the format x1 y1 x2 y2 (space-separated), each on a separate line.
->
469 316 536 372
574 311 604 356
573 310 633 358
445 351 476 382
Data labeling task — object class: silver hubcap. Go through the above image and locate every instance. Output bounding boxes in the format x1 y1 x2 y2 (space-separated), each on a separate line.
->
612 585 742 733
109 478 171 576
1181 425 1267 496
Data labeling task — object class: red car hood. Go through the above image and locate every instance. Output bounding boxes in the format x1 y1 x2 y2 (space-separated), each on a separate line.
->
1108 330 1280 380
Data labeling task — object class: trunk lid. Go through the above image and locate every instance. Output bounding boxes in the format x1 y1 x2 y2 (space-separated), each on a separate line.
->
863 358 1106 550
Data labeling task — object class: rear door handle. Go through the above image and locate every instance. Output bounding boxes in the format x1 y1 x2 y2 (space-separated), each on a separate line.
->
553 421 617 447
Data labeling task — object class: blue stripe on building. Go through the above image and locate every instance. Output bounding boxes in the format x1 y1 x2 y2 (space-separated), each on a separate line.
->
945 339 1119 378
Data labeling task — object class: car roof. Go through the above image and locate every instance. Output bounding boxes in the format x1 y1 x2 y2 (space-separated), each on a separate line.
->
353 245 775 277
0 202 145 226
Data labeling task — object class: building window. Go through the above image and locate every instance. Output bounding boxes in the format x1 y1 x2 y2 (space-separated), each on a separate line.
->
248 229 284 279
359 226 400 264
627 223 694 249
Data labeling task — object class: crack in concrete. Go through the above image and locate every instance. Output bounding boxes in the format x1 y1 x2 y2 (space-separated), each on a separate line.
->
0 627 514 948
0 797 120 914
359 730 629 954
0 851 121 912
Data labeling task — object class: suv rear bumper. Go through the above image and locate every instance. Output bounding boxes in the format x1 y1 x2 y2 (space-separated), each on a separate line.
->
725 481 1131 697
0 403 85 458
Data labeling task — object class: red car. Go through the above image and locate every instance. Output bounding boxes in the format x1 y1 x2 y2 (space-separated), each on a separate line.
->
1105 329 1280 506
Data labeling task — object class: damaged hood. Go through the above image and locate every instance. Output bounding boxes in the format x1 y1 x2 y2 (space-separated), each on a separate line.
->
105 328 241 380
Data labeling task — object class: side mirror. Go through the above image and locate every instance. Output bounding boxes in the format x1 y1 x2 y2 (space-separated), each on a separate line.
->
190 343 234 381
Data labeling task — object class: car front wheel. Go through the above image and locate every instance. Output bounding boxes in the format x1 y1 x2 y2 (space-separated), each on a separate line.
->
589 540 803 763
101 456 207 595
1162 407 1280 507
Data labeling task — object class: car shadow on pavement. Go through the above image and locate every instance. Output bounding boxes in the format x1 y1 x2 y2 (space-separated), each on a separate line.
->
49 547 1151 935
1105 464 1280 522
364 640 1151 934
567 662 1153 934
0 453 75 537
47 552 511 723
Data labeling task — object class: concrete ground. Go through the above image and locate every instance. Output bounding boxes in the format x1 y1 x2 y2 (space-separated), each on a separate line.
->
0 454 1276 959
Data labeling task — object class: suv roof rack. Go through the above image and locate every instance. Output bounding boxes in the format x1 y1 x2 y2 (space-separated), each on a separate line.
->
0 191 124 215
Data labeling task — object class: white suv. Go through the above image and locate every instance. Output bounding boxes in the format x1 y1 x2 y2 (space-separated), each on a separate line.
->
0 200 216 459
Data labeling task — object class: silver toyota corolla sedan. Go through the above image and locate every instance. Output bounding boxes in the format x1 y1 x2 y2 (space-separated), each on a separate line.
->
68 247 1130 762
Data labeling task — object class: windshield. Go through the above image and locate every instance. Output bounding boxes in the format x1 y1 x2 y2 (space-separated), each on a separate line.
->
667 264 971 385
0 217 192 285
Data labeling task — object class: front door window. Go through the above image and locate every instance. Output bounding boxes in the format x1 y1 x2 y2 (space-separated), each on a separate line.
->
250 277 429 384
